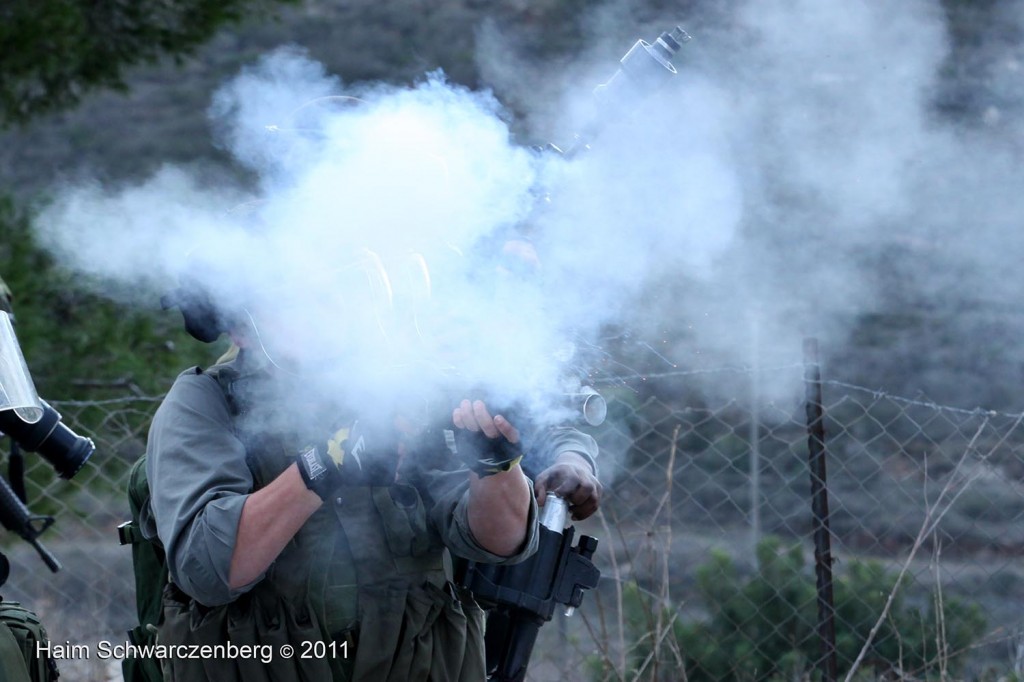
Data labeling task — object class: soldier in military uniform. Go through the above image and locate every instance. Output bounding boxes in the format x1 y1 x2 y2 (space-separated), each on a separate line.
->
0 276 59 682
142 303 600 681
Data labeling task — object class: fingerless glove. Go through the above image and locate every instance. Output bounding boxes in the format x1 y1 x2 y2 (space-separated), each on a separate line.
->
446 428 523 477
296 425 353 501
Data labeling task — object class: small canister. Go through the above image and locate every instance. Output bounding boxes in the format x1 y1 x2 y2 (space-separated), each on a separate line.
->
539 493 568 533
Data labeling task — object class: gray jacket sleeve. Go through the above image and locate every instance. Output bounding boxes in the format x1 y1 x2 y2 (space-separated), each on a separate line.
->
423 425 595 562
145 368 258 607
421 469 540 565
522 426 600 478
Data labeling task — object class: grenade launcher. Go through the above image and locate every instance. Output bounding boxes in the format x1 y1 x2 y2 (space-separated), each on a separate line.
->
455 24 690 681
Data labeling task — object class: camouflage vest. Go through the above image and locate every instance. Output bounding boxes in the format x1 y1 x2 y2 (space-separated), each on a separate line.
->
156 356 485 682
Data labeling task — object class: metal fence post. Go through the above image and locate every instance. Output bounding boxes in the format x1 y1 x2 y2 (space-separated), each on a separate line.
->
749 314 762 563
804 337 838 682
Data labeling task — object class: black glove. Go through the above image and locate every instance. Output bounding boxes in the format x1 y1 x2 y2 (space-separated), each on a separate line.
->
296 419 401 498
296 424 359 501
446 427 524 477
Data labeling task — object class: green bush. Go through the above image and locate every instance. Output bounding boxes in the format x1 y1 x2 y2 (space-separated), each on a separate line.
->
606 537 986 681
0 195 219 399
0 195 221 513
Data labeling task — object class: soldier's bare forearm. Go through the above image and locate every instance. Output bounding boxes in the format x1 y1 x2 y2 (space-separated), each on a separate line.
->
228 463 322 589
466 465 532 557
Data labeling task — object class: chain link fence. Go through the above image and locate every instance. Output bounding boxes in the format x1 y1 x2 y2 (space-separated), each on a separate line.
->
5 361 1024 681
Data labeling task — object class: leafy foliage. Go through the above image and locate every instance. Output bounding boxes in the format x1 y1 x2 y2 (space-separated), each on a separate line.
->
612 537 986 681
0 195 219 399
0 0 298 127
0 196 225 518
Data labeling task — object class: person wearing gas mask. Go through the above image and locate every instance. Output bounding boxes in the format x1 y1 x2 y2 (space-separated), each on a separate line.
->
139 267 601 682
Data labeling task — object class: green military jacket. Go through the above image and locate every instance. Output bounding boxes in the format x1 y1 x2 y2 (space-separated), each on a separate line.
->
144 351 540 681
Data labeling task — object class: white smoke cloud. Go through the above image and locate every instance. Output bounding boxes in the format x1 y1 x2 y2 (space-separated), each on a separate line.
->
668 0 953 380
35 49 626 429
37 0 1023 436
507 0 959 399
472 0 1024 413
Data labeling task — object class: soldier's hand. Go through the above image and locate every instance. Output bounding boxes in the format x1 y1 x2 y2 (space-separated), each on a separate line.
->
294 422 359 499
534 452 602 521
451 399 523 477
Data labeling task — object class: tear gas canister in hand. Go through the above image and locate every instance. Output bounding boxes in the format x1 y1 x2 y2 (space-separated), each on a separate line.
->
455 493 600 682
